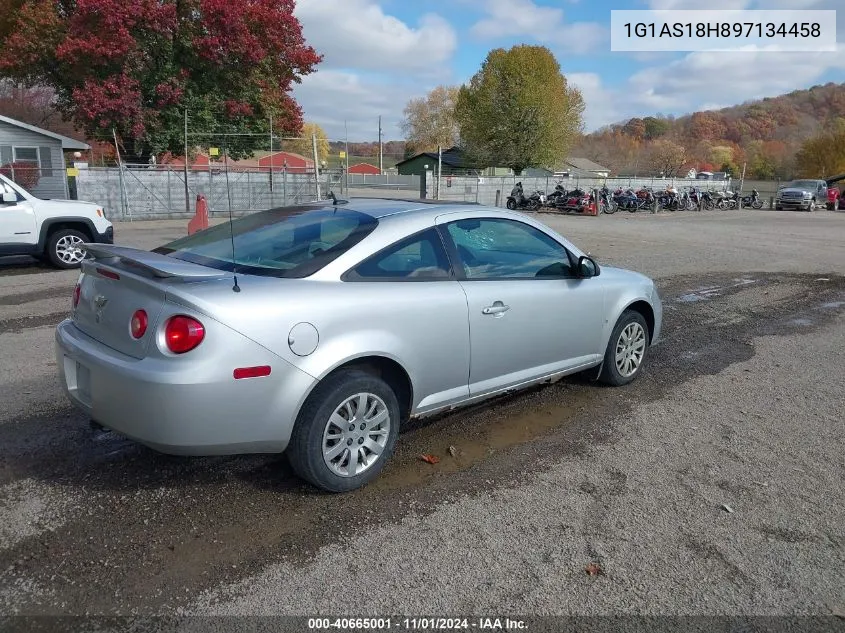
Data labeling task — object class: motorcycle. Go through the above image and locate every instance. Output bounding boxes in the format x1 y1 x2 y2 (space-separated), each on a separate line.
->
558 187 590 213
738 189 763 209
546 183 568 207
597 186 617 214
688 187 704 210
506 182 541 211
657 190 682 211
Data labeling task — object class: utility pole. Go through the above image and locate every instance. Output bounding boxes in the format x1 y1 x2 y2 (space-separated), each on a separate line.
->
437 145 442 200
378 115 383 174
269 114 274 193
183 108 190 213
312 133 321 200
344 120 350 195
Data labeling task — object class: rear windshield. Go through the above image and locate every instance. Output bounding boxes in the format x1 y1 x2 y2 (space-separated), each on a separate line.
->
154 206 378 278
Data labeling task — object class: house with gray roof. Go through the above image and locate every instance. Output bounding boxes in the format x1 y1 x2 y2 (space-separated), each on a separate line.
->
0 114 89 199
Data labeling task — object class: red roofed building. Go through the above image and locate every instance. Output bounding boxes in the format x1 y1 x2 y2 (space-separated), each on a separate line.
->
258 151 314 173
347 162 381 175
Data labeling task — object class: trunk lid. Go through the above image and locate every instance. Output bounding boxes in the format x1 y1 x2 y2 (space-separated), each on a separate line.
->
73 245 227 359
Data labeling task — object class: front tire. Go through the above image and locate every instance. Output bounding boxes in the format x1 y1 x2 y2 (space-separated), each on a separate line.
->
599 310 650 386
46 228 88 269
287 369 400 492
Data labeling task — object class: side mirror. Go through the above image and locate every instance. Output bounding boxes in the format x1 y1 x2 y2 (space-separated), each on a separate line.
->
1 191 17 204
577 255 600 278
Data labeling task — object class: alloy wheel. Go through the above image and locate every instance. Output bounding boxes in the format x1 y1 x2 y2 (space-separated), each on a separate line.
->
55 234 85 265
615 322 646 377
322 392 390 477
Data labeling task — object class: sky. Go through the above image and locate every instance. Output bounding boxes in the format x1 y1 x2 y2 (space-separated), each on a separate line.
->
291 0 845 142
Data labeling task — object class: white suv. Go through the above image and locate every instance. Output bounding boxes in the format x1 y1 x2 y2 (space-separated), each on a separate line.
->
0 172 113 269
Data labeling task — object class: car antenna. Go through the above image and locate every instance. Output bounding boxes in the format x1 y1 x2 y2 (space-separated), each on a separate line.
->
222 135 240 293
328 191 348 209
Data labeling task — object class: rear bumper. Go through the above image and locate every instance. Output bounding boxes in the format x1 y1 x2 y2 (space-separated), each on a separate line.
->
55 319 316 455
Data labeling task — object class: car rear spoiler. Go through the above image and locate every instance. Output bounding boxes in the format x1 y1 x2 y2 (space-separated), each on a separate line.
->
82 244 227 279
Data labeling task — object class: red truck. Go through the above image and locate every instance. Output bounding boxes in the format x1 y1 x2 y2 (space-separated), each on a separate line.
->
826 175 844 210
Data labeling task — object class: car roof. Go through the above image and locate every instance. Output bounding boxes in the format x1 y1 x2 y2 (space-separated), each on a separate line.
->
305 197 481 219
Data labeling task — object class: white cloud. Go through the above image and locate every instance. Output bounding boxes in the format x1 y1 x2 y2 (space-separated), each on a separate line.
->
290 0 457 139
294 0 457 73
469 0 607 54
292 70 419 142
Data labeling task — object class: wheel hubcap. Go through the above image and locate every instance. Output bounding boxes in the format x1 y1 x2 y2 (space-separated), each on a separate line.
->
56 235 85 264
322 392 390 477
615 322 646 378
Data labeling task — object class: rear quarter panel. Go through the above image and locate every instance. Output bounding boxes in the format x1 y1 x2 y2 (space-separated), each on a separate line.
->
164 276 471 414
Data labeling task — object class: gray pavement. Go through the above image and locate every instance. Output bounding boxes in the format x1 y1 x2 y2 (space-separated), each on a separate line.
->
1 206 844 619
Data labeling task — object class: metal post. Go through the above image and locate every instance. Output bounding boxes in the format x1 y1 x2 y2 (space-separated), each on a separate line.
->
184 108 190 213
269 114 274 193
378 116 383 174
283 162 287 205
345 120 350 194
112 128 128 220
437 146 442 200
312 133 321 200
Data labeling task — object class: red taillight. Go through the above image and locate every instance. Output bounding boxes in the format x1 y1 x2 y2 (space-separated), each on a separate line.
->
72 283 81 309
130 309 148 339
164 315 205 354
96 267 120 280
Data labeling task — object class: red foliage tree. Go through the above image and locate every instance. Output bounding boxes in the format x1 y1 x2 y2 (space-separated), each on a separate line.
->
0 0 321 159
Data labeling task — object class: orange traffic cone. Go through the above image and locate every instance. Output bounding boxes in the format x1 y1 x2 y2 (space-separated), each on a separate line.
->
188 194 209 235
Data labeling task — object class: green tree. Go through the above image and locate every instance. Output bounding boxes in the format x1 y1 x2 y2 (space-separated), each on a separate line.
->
455 45 584 174
401 85 460 154
642 116 669 139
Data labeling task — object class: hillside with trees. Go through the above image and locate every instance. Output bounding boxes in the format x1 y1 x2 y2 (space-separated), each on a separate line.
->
571 82 845 179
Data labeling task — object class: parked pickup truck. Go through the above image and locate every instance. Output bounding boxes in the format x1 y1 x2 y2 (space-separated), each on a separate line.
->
775 179 828 211
0 172 112 269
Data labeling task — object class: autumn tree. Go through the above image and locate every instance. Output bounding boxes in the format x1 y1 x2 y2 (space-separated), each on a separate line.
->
455 45 584 174
645 139 686 177
622 118 646 140
284 122 330 163
794 124 845 177
401 85 460 154
0 0 321 159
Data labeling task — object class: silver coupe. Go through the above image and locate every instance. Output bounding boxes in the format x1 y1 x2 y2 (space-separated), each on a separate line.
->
55 198 662 492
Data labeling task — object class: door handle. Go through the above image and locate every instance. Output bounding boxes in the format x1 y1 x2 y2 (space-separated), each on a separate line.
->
482 301 510 316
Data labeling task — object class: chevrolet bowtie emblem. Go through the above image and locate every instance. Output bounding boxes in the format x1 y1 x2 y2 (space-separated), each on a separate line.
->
94 295 108 323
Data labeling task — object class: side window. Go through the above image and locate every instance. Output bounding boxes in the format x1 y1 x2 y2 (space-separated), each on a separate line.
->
346 228 452 281
445 218 574 280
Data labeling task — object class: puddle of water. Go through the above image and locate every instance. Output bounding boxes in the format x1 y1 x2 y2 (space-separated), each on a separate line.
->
372 388 592 491
789 318 813 327
678 292 721 303
731 279 757 287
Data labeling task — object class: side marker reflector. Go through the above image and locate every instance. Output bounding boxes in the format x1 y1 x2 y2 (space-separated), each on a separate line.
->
233 366 272 380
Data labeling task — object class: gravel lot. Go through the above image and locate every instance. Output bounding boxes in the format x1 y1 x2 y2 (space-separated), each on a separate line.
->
1 207 844 622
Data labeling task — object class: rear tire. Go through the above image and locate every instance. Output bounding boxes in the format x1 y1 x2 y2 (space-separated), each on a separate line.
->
287 369 400 492
46 228 89 269
599 310 650 386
